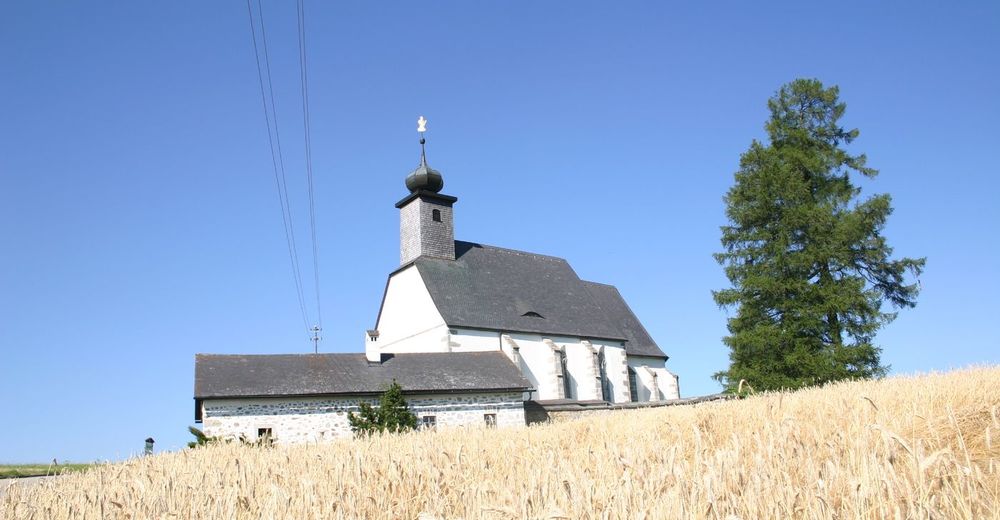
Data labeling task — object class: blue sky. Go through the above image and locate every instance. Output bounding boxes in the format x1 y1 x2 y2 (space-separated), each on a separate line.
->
1 2 997 463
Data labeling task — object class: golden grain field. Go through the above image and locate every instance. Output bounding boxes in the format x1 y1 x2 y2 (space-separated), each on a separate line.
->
3 366 998 519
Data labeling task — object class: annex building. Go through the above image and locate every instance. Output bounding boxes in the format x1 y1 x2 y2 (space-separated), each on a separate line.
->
195 134 679 443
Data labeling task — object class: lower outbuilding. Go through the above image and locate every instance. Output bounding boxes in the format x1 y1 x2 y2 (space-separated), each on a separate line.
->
194 351 532 443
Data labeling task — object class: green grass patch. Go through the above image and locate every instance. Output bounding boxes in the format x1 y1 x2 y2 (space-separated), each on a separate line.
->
0 464 93 479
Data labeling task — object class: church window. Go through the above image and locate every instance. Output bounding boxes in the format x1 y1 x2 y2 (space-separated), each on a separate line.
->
432 209 441 222
421 415 437 430
257 427 274 445
597 349 611 402
628 368 639 402
484 413 497 427
522 311 544 319
557 349 573 400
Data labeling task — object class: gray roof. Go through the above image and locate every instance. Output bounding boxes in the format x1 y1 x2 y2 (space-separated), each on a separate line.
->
409 241 667 358
195 351 531 399
581 281 665 358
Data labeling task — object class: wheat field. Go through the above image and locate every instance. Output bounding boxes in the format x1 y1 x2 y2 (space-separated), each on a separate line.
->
3 366 998 519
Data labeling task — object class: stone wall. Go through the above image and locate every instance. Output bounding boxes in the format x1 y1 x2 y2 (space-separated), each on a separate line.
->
524 393 731 425
202 391 524 444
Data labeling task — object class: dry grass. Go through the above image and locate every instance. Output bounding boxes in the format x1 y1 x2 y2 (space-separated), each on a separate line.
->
0 464 92 479
4 366 998 519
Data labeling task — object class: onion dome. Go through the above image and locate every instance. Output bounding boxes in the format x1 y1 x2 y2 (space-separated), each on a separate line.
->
405 137 444 193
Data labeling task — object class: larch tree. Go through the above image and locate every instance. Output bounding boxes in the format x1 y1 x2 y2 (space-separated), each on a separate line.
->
714 78 925 392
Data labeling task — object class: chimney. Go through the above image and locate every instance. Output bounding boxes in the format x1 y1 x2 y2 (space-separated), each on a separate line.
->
365 330 381 363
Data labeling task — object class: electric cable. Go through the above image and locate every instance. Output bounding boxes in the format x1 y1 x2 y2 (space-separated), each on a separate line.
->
245 0 312 337
296 0 323 331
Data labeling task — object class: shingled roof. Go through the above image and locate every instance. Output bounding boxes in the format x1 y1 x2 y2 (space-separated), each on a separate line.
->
410 241 667 358
195 351 531 400
581 281 664 358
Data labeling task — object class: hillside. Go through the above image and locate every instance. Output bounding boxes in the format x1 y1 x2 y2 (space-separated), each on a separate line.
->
3 366 998 519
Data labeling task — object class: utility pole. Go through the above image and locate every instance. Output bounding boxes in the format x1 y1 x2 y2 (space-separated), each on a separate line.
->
310 325 322 353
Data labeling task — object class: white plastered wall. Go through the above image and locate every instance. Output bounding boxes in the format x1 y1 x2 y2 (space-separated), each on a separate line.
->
202 392 526 444
448 330 636 403
593 341 630 403
627 356 680 401
448 328 501 352
374 265 450 354
560 340 602 401
444 331 561 400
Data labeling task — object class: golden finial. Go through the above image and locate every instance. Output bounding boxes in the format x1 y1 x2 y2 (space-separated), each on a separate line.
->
417 116 427 133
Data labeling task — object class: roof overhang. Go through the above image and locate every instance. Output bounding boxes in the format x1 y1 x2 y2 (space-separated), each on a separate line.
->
394 190 458 209
195 386 532 402
444 323 628 344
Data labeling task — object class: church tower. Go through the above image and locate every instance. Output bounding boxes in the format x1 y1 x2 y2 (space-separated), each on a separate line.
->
395 117 457 265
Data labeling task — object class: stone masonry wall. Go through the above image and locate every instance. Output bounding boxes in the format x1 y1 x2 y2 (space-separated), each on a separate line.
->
202 391 524 444
524 394 731 425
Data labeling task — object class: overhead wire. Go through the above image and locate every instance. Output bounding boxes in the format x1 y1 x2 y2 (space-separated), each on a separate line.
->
296 0 323 331
256 0 314 333
245 0 312 338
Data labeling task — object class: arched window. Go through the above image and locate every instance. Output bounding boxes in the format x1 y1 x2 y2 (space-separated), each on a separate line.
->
628 367 639 402
556 349 573 400
432 209 441 222
597 349 610 402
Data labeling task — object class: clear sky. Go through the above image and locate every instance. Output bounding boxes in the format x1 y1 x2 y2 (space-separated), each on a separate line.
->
2 2 997 463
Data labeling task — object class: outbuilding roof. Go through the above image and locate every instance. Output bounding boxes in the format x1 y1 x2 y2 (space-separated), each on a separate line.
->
194 351 531 400
410 241 667 358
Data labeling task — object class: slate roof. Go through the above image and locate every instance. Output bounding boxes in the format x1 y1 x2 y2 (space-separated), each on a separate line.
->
194 351 531 400
581 281 665 358
409 241 667 358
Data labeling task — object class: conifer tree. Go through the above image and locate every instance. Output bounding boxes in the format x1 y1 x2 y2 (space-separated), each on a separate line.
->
714 79 925 392
348 380 418 434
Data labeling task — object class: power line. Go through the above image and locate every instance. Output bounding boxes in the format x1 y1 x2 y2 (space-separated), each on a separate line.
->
245 0 311 338
255 0 311 332
296 0 323 332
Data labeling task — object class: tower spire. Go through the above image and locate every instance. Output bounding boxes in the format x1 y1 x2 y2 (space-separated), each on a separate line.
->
405 115 444 193
396 115 458 265
418 115 429 169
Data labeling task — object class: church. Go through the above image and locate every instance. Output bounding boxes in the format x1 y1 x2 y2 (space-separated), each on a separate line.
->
194 125 679 443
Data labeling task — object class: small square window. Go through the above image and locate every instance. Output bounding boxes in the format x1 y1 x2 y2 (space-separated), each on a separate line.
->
421 416 437 430
484 413 497 427
257 427 273 445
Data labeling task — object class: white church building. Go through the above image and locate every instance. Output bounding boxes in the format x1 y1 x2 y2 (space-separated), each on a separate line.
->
194 130 679 443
